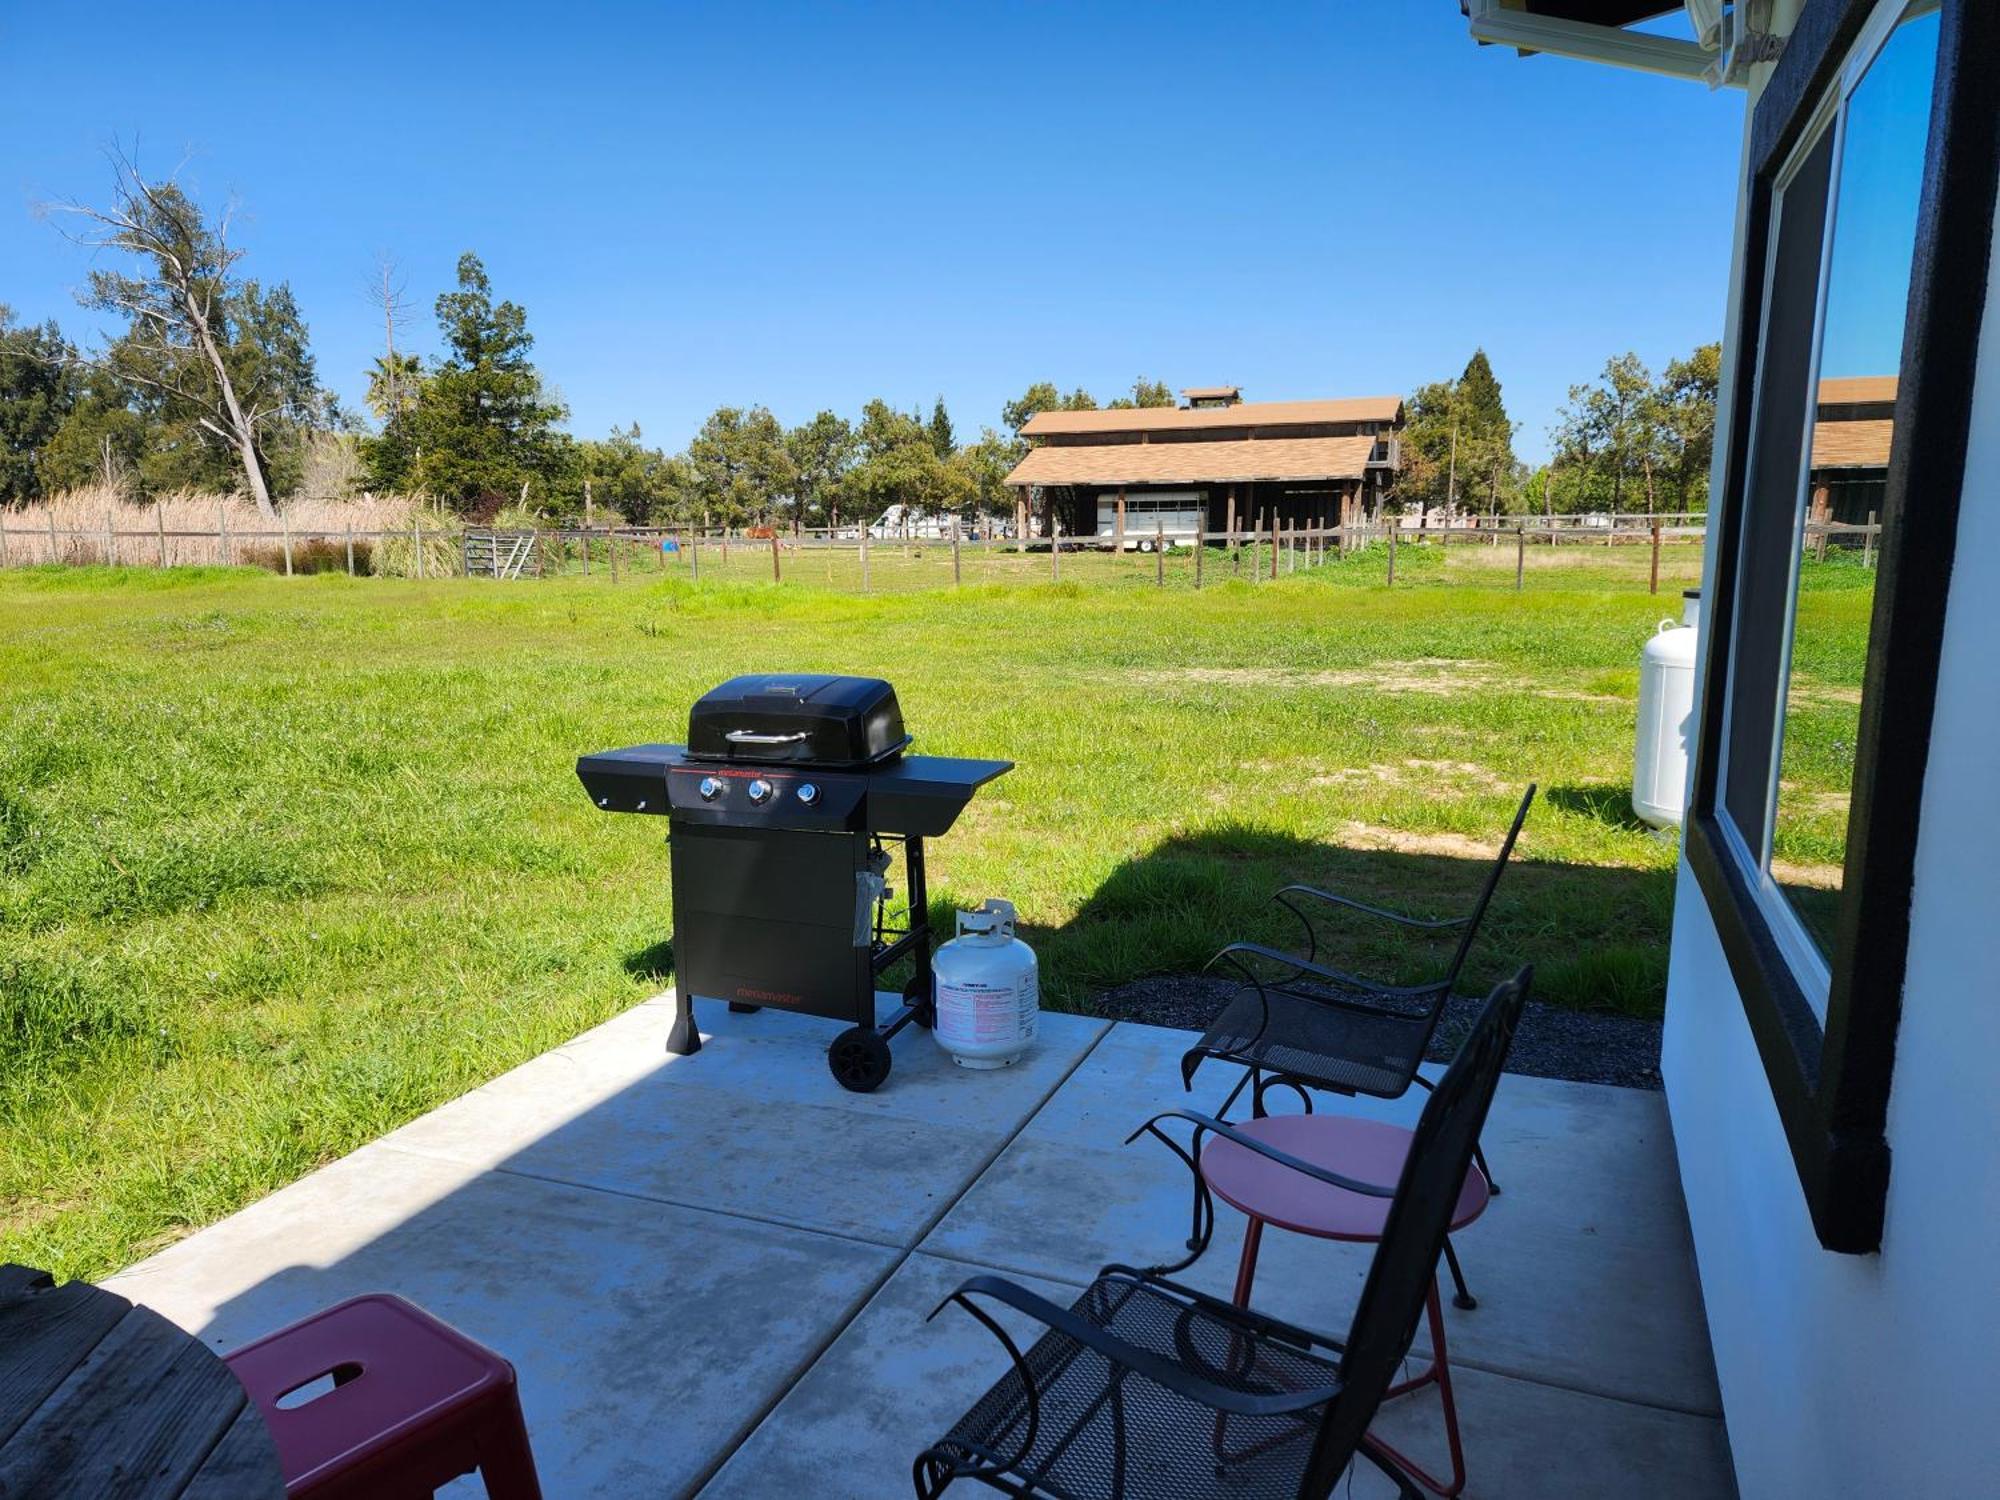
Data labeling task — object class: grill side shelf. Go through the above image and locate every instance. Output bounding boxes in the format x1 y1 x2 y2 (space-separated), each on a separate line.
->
865 755 1013 837
577 743 684 815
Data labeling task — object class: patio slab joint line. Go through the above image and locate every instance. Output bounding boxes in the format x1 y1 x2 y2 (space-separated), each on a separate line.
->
684 1018 1115 1498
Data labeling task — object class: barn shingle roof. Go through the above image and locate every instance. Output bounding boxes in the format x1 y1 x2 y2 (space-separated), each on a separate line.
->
1006 434 1377 488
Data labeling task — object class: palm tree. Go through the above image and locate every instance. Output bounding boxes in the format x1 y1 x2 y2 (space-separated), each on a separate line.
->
365 353 423 423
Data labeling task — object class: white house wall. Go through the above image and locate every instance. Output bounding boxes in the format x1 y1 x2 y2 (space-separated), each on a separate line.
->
1661 124 2000 1500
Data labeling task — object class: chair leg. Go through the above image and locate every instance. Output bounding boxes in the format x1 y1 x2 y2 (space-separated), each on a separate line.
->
473 1385 544 1500
1366 1280 1468 1497
1440 1236 1477 1312
1473 1139 1500 1196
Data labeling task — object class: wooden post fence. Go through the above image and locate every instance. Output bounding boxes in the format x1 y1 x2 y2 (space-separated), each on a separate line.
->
1387 523 1398 585
1269 513 1279 581
103 510 116 566
1194 528 1204 588
1516 523 1525 591
156 504 167 568
770 530 781 584
413 519 425 580
1865 510 1878 569
1051 518 1060 581
282 515 294 576
1155 520 1165 585
217 503 229 567
952 524 961 586
345 521 356 576
609 527 620 583
1649 522 1662 594
860 528 870 591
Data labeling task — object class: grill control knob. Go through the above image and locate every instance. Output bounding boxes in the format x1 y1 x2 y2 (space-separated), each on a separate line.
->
697 776 724 801
796 782 821 807
746 778 774 805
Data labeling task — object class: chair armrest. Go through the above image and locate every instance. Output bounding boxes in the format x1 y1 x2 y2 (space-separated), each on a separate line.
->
1275 884 1468 932
1208 943 1449 1006
1099 1264 1347 1355
935 1275 1342 1420
1127 1109 1399 1199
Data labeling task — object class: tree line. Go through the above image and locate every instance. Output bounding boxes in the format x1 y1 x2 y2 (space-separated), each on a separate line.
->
1397 345 1719 518
0 155 1717 527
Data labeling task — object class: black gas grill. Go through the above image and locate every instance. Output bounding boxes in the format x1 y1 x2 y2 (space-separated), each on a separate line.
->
578 674 1011 1091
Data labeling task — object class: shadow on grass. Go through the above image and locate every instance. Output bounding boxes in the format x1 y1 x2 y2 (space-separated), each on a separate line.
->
617 819 1671 1041
621 937 675 984
1017 824 1672 1021
1544 782 1658 836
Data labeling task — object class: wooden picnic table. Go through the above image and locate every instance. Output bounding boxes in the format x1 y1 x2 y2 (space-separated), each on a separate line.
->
0 1262 283 1498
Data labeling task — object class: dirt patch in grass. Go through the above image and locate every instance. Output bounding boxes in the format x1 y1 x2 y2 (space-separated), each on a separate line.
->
1134 660 1498 695
1772 858 1843 889
1334 821 1503 860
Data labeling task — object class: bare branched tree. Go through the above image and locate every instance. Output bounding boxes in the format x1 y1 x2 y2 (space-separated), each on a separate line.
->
46 147 282 516
364 253 420 422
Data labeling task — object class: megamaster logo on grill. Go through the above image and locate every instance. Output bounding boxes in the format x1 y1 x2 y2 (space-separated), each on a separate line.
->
734 986 804 1006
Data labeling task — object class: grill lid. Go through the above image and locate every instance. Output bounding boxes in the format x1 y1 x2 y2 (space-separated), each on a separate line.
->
686 674 909 767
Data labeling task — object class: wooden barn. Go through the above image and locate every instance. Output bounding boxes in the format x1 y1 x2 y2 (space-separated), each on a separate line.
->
1005 387 1403 546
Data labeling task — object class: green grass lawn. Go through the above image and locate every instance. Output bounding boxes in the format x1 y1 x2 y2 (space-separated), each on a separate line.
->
0 554 1864 1279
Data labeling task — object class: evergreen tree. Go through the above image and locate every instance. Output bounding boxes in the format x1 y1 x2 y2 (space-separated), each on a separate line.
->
1393 350 1520 515
927 396 955 459
0 308 75 503
407 253 568 513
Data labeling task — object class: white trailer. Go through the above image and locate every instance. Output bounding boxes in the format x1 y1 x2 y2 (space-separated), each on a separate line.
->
1093 491 1205 550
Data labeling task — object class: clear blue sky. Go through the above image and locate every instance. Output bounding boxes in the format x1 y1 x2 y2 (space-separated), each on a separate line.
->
1 1 1743 463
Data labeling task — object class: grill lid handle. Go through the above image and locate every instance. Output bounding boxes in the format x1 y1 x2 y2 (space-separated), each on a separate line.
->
723 729 811 745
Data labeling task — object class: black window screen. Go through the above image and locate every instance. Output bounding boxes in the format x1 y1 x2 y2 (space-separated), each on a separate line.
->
1723 125 1836 851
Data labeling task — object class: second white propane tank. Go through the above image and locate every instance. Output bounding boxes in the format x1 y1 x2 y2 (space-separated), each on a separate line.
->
1633 590 1702 830
933 899 1038 1070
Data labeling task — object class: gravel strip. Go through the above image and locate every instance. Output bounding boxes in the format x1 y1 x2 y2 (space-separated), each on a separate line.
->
1089 973 1662 1091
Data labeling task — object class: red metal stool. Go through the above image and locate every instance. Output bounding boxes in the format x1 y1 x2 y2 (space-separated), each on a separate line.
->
1201 1113 1489 1498
224 1292 543 1499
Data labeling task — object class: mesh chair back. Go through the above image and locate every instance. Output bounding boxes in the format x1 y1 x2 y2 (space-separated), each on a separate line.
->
1439 786 1536 987
1301 968 1530 1495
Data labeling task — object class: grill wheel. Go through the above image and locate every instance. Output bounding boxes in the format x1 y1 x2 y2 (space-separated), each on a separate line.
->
828 1026 893 1093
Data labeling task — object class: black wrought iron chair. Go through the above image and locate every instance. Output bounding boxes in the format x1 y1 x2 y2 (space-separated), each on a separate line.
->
912 969 1531 1500
1176 784 1532 1310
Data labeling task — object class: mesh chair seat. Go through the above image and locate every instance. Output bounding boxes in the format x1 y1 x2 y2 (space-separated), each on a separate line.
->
927 1273 1341 1500
1193 985 1433 1100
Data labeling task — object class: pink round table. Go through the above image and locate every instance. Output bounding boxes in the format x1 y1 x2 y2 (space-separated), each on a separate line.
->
1201 1113 1489 1498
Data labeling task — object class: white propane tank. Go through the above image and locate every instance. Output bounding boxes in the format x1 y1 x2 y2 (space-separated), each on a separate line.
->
1633 590 1702 830
933 899 1039 1070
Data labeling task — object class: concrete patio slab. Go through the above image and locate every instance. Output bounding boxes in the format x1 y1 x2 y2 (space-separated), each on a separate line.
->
701 1251 1733 1500
923 1020 1722 1415
99 1001 1731 1497
106 1144 896 1498
371 998 1110 1243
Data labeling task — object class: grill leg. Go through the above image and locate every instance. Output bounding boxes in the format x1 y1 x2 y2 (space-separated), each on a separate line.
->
904 836 934 1024
665 993 701 1056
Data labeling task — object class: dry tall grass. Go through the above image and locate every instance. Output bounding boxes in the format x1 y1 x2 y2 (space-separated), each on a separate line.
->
0 488 428 569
